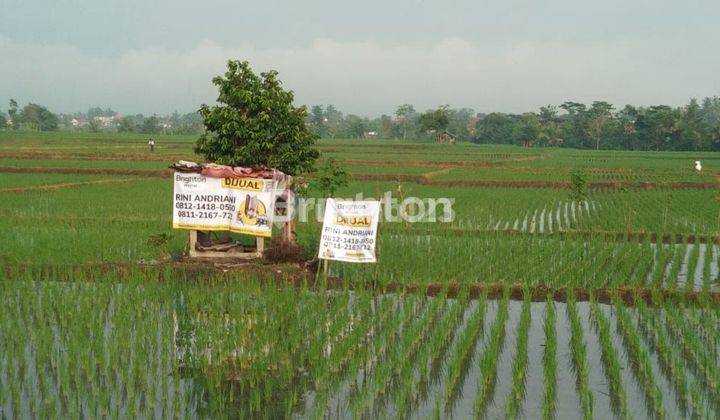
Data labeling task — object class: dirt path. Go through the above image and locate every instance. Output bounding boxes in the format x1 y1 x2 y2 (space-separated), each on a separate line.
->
395 227 720 244
0 178 139 193
2 166 718 190
4 260 717 307
352 173 720 189
0 166 171 177
421 167 453 178
0 151 190 161
337 158 497 168
320 147 543 158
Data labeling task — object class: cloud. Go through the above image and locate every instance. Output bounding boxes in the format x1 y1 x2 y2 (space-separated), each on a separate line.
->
0 35 718 115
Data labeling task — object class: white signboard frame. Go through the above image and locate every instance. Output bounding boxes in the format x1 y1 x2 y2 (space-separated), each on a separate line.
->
318 198 380 263
172 172 277 237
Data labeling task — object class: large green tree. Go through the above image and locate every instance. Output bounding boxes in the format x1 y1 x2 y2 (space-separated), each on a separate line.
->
140 115 160 134
117 116 136 133
323 105 343 137
19 103 58 131
195 60 319 175
309 105 328 138
394 104 417 140
538 105 563 146
586 101 614 150
634 106 680 151
512 113 541 147
473 113 515 144
559 101 588 148
344 115 367 138
678 99 709 150
418 105 450 136
8 99 19 130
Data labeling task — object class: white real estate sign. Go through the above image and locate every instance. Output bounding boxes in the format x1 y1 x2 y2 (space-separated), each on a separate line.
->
172 172 276 237
319 198 380 263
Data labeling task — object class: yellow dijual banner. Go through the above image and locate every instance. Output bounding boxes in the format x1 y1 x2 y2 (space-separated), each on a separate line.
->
172 172 276 237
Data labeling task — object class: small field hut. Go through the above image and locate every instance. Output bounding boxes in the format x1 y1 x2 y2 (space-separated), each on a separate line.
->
436 130 457 144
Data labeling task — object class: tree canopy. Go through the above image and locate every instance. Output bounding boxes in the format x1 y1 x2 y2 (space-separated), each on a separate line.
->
20 103 58 131
298 96 720 151
418 105 450 134
195 60 319 175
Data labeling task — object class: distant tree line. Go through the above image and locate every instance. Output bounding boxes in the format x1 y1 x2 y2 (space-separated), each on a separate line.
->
473 99 720 151
2 96 720 151
307 97 720 151
0 100 204 135
306 104 477 142
0 99 58 131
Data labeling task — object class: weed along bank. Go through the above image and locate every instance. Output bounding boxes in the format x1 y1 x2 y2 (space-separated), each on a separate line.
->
171 160 294 260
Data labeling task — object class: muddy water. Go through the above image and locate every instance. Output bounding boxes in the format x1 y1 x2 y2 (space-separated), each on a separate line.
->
576 302 614 417
482 300 522 419
601 304 654 418
6 294 715 419
516 302 547 417
435 301 498 419
649 243 719 292
629 308 683 418
315 300 714 419
553 302 584 418
411 300 486 419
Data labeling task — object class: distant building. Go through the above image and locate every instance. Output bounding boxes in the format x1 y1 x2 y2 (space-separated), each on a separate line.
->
466 113 484 136
94 116 116 127
70 118 88 127
363 131 378 139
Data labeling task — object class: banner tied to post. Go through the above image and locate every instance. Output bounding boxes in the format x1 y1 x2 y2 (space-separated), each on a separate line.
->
172 172 276 237
319 198 380 263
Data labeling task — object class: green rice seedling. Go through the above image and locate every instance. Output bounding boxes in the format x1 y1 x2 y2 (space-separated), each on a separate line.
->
359 295 445 417
542 296 557 420
629 241 656 287
393 287 466 415
589 297 629 418
634 296 701 417
440 293 486 413
347 296 424 417
388 295 448 417
0 274 194 418
683 240 701 292
309 294 395 418
614 298 664 418
566 291 593 419
473 288 509 418
504 292 532 418
666 244 686 291
701 244 714 292
662 302 720 408
422 286 470 389
684 306 719 363
650 244 675 288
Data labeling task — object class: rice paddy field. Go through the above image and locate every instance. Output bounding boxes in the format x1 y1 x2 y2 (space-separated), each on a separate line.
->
1 130 719 418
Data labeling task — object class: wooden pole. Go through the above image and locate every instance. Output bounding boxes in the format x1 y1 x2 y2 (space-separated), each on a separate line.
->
373 199 383 287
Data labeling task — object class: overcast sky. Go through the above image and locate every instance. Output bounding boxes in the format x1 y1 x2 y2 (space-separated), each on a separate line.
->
1 0 719 116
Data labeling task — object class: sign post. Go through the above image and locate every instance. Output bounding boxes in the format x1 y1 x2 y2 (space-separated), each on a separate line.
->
318 198 381 263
